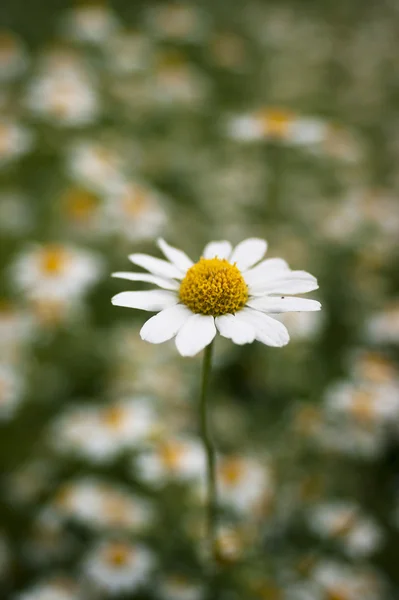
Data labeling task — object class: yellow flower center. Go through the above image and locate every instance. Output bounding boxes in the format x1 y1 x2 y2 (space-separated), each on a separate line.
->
40 246 68 274
105 543 132 567
179 258 248 316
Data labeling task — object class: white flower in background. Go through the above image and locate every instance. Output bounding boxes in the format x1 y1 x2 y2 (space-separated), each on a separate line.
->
0 119 33 166
112 238 320 357
367 301 399 344
12 243 102 301
312 560 384 600
82 540 155 594
135 436 205 486
314 418 386 460
0 31 28 81
16 576 82 600
227 108 327 145
67 140 128 193
104 181 167 242
350 351 396 385
151 51 208 107
216 456 273 514
214 525 247 563
26 67 99 126
53 477 153 533
308 502 383 557
60 4 119 44
52 397 157 463
157 574 204 600
324 381 399 426
60 186 104 236
0 363 24 420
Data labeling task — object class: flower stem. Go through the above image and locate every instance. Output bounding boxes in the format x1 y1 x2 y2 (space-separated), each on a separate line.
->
199 339 217 563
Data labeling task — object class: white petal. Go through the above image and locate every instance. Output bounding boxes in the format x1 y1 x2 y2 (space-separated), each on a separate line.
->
215 314 256 345
157 239 193 272
244 258 290 286
175 314 217 357
229 238 268 270
129 253 183 280
112 272 179 290
111 290 178 311
238 307 290 347
247 296 321 313
140 304 192 343
250 271 319 295
202 241 232 260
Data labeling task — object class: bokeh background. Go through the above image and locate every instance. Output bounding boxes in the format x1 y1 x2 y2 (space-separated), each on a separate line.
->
1 1 399 598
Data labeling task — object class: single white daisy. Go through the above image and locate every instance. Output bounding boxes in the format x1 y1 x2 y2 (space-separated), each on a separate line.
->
82 539 155 594
112 238 321 357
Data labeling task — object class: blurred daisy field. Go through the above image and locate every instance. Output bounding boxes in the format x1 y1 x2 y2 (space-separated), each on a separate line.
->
1 0 399 598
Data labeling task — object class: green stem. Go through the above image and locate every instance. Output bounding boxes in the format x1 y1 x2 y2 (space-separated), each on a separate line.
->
199 339 217 563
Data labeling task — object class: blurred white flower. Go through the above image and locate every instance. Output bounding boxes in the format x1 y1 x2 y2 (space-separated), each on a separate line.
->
135 436 205 486
60 4 119 44
60 186 104 237
11 243 103 301
104 181 167 242
350 351 397 384
216 455 273 514
52 397 158 463
367 301 399 344
157 574 204 600
312 560 384 600
324 381 399 426
53 477 153 533
26 66 99 126
314 418 386 459
308 501 383 557
0 119 33 166
227 108 327 146
150 51 209 107
66 139 129 193
16 576 82 600
82 539 155 594
112 238 320 357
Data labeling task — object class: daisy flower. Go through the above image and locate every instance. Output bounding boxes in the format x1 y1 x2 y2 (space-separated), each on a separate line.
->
82 540 155 594
112 238 321 357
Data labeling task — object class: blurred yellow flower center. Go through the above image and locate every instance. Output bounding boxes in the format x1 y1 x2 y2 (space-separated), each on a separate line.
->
105 543 132 567
179 258 248 316
40 246 68 274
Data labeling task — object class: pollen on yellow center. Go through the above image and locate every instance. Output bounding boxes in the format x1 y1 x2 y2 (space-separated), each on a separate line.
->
179 257 248 317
